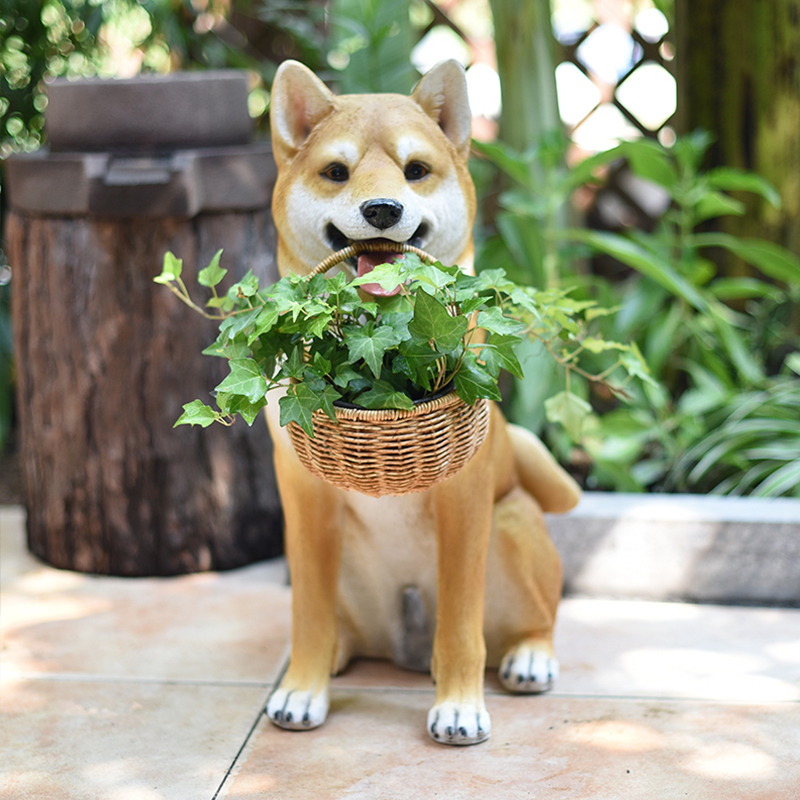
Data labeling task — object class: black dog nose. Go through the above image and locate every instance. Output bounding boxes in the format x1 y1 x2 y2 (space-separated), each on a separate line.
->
361 199 403 230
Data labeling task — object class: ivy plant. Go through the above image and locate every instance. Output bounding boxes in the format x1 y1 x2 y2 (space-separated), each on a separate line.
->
155 251 652 438
475 129 800 495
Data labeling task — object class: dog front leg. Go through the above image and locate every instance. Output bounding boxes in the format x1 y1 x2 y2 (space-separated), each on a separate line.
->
266 437 343 731
427 456 495 745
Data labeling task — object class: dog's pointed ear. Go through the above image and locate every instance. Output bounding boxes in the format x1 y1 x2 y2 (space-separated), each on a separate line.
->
412 60 472 158
270 60 335 166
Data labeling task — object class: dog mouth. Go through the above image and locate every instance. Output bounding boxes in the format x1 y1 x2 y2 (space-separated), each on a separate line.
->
325 223 428 298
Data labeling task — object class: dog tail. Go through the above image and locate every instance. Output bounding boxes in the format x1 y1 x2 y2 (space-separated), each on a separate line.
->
507 423 582 514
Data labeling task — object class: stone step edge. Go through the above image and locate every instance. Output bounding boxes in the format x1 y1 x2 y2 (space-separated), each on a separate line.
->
546 492 800 606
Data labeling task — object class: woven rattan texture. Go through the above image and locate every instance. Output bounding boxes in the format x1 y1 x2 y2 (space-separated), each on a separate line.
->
287 393 490 497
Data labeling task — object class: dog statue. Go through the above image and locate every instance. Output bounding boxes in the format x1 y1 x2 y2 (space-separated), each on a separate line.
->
265 58 581 745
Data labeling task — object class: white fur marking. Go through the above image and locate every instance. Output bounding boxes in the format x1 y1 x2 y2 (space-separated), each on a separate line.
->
266 685 330 730
319 140 360 167
499 644 559 694
427 700 491 746
395 135 433 166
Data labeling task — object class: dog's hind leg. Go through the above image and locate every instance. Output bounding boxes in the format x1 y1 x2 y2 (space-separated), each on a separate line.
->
265 427 344 731
484 486 563 695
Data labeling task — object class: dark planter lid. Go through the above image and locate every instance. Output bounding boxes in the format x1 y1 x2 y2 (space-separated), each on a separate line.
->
45 70 252 153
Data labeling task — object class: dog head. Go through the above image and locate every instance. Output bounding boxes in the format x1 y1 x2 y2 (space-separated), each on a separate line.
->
269 59 476 287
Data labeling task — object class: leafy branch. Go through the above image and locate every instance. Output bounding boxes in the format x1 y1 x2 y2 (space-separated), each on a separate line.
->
155 251 652 439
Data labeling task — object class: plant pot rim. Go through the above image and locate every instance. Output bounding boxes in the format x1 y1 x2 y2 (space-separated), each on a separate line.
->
331 382 456 412
327 386 470 422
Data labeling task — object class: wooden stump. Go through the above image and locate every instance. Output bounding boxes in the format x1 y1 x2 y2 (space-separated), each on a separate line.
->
7 209 284 576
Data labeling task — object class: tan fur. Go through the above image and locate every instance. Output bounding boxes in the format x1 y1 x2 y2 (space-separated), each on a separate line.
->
265 60 581 745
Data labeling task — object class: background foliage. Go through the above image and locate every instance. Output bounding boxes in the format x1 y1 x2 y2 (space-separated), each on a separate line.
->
1 0 798 497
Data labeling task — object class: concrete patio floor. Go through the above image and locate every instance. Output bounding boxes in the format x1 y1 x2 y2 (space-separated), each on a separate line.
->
2 502 800 799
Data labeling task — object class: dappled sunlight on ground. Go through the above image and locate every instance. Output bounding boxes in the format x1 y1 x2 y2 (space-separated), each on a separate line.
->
3 506 800 798
619 647 800 702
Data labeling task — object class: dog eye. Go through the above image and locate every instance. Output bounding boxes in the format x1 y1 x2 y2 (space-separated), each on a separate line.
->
404 161 429 181
322 163 349 182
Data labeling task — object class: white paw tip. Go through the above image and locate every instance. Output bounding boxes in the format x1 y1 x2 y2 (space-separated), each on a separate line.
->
266 687 329 731
427 702 491 746
499 648 559 694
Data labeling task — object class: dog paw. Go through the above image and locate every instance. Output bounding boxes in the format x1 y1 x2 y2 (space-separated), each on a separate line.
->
266 686 329 731
499 644 559 694
427 701 491 746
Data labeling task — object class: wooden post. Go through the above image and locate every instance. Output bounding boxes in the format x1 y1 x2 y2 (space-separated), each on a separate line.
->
7 211 283 575
5 73 284 575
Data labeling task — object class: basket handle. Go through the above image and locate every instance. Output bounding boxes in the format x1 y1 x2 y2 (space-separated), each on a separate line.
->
306 241 438 280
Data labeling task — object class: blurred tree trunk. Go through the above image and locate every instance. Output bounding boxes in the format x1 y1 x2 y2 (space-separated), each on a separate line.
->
488 0 565 432
489 0 561 169
676 0 800 271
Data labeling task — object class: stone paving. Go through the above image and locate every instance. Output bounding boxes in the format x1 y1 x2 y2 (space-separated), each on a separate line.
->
2 503 800 799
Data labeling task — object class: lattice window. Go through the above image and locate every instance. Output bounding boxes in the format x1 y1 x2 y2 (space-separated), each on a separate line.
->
554 0 676 233
414 0 676 235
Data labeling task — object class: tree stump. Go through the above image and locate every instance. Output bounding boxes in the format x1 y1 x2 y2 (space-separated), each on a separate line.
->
676 0 800 271
7 209 283 575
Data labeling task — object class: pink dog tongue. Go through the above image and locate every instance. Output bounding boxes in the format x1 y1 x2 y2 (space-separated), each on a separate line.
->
357 252 403 297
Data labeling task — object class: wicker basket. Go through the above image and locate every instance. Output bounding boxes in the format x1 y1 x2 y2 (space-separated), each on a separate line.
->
287 391 491 497
286 242 490 496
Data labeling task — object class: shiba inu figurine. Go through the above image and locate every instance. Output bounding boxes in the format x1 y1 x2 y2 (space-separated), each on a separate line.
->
265 58 581 745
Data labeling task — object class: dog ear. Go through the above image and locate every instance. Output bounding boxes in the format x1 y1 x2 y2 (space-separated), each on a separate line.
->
412 60 472 158
270 60 335 165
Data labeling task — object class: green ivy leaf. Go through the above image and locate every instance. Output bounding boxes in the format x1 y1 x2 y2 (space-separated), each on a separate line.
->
215 358 268 403
175 399 218 428
227 270 259 299
304 380 341 422
278 383 322 437
453 353 502 404
247 303 280 343
280 346 306 380
333 363 373 392
476 305 527 336
202 332 250 359
408 261 459 290
345 325 402 378
408 288 468 351
377 298 414 338
585 305 621 321
198 250 227 287
307 311 335 338
216 392 266 426
154 251 182 284
393 341 443 390
356 379 415 410
544 391 592 441
349 261 406 293
479 335 524 379
458 296 488 315
206 295 232 309
581 337 630 354
620 343 659 387
219 307 262 341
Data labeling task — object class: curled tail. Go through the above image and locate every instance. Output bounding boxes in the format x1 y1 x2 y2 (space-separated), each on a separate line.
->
506 423 582 514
